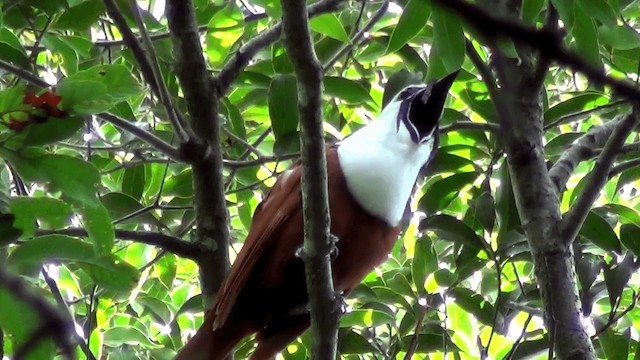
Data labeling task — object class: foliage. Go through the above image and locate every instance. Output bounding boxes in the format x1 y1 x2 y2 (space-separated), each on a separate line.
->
0 0 638 359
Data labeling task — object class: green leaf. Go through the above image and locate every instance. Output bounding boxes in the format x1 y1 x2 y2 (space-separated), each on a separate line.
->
310 14 349 42
420 214 487 252
543 93 607 124
576 0 618 28
0 214 22 246
599 328 630 360
9 197 72 237
338 329 378 354
599 25 640 50
382 70 423 108
7 235 95 273
268 74 299 139
522 0 545 23
0 29 28 68
433 268 457 287
57 64 142 115
428 151 477 175
620 224 640 257
431 5 465 73
0 288 55 359
495 161 521 244
579 211 621 253
103 326 162 348
551 0 575 29
85 254 140 292
0 83 26 114
23 116 85 146
13 154 100 205
572 6 602 67
154 254 177 289
603 254 635 307
101 192 160 226
451 287 502 328
41 34 79 74
206 4 244 66
324 77 373 105
470 191 496 232
57 79 111 114
412 235 438 293
122 165 146 200
79 203 115 254
56 0 105 31
5 152 114 253
419 172 478 215
386 0 431 54
457 87 498 122
340 309 395 328
400 333 458 353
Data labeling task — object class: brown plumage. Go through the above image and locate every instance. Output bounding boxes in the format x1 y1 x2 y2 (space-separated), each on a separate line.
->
176 146 401 360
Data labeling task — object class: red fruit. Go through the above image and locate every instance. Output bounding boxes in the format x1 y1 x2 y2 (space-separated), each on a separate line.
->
23 91 65 117
8 118 29 132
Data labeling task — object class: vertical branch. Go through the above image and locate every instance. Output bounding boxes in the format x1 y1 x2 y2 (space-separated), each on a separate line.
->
280 0 338 359
165 0 230 308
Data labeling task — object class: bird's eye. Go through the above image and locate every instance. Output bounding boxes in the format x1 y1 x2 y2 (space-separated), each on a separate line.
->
397 86 422 101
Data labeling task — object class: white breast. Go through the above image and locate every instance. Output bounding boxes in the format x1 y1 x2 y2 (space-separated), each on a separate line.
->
337 102 434 226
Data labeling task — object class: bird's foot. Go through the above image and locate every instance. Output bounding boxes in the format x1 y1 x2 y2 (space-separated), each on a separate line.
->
329 233 339 260
294 234 340 260
334 291 347 315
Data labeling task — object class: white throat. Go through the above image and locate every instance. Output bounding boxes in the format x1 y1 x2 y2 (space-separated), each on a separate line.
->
337 101 434 226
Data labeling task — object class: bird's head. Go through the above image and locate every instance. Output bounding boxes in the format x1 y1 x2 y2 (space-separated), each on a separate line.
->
386 70 459 145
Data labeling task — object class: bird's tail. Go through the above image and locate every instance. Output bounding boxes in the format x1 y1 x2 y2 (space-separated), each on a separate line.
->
175 311 252 360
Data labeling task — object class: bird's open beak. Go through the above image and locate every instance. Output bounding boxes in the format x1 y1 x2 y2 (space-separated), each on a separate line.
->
408 70 459 138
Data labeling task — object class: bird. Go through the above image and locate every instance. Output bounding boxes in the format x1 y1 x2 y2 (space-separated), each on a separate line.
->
175 71 458 360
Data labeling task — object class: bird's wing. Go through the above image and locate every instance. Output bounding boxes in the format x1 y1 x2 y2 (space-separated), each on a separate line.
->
213 158 304 329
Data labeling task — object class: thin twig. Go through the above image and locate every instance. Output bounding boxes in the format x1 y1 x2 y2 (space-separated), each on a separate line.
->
127 0 190 141
609 158 640 178
216 0 346 96
36 228 204 260
322 1 389 72
103 0 190 142
41 267 97 360
99 113 182 160
403 301 428 360
223 153 300 168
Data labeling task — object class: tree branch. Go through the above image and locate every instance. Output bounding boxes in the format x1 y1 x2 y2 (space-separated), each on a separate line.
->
609 157 640 178
0 266 75 360
37 228 204 260
97 113 183 161
561 110 640 245
166 0 231 308
216 0 345 96
548 118 622 192
543 100 628 131
92 12 268 48
102 0 159 96
103 0 190 142
223 152 300 168
432 0 640 103
281 0 338 358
